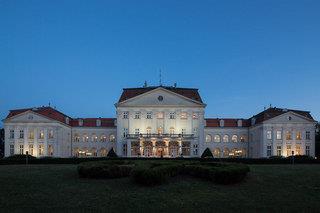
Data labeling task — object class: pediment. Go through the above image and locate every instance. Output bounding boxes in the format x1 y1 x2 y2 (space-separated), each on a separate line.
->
5 111 56 123
264 111 314 124
117 87 205 107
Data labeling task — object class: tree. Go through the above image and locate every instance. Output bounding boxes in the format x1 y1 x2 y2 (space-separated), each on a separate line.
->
107 148 118 158
201 147 213 158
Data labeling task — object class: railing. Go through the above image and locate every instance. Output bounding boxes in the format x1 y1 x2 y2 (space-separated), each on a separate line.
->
126 133 195 139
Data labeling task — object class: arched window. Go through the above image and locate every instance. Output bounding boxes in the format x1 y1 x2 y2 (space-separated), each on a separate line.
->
206 134 212 143
169 127 175 135
223 148 230 157
223 135 229 143
232 135 238 143
91 148 97 157
214 135 221 143
109 134 115 142
213 148 221 158
83 134 89 142
100 135 107 142
92 134 98 142
100 148 107 157
74 134 80 142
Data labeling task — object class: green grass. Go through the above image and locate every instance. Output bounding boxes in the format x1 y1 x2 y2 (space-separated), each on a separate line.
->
0 164 320 212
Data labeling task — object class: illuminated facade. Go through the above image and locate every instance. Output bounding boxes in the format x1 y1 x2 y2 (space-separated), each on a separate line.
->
3 85 317 158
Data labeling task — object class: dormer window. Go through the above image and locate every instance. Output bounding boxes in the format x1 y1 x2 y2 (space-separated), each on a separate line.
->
237 120 242 127
157 112 164 119
79 119 83 126
123 112 129 119
220 119 224 127
134 112 141 119
192 113 198 119
96 119 101 127
65 117 70 125
180 112 187 119
169 112 175 119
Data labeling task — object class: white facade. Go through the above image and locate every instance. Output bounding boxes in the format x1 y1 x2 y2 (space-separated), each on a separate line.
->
3 86 317 158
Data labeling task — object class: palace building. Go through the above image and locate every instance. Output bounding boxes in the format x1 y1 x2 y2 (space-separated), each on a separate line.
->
3 85 317 158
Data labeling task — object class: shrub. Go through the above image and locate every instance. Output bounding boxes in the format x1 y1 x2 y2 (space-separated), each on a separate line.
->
78 161 133 178
201 148 213 158
4 154 36 160
107 148 118 158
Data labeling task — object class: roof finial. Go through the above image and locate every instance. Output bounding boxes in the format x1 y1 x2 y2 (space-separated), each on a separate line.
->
159 69 162 86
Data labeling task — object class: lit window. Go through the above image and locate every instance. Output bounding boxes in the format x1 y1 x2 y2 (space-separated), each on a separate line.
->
296 132 302 140
123 112 129 119
276 146 282 156
48 145 54 156
9 130 14 139
306 146 310 156
286 145 291 156
192 113 198 119
48 130 54 139
19 130 24 139
306 131 311 140
267 146 272 157
83 134 89 142
214 135 221 143
180 112 187 119
38 145 44 156
295 145 301 155
146 112 152 119
266 131 272 140
134 112 141 119
28 130 34 140
223 135 229 142
19 145 24 155
92 134 98 142
146 127 151 136
157 127 163 135
286 131 292 140
10 144 14 155
170 127 175 135
240 135 246 142
29 144 34 156
39 130 44 139
100 135 107 142
157 112 164 119
276 131 282 140
169 112 175 119
232 135 238 143
109 134 115 142
206 134 212 143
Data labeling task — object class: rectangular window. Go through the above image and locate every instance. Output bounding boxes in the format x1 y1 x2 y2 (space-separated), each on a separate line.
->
146 112 152 119
286 131 292 140
19 145 24 155
267 145 272 157
134 112 141 119
296 145 301 155
157 112 164 119
276 146 282 156
296 132 302 140
276 131 282 140
286 145 291 156
169 112 175 119
192 113 198 119
123 112 129 119
10 145 14 155
39 130 44 139
181 129 186 136
123 128 128 138
9 130 14 139
180 112 187 119
306 146 310 156
48 145 54 156
39 144 44 156
19 130 24 139
29 130 34 140
306 131 311 140
29 144 34 156
135 128 140 135
48 130 54 139
266 131 272 140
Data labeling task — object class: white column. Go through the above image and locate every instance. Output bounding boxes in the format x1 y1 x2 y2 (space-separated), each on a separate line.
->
44 128 48 156
34 128 38 157
24 127 28 155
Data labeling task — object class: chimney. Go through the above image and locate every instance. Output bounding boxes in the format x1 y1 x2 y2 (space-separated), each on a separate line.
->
143 81 148 88
174 83 177 87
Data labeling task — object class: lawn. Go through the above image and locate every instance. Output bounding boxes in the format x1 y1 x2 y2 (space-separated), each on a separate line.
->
0 164 319 212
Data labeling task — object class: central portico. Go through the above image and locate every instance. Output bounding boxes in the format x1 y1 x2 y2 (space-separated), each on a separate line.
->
115 85 206 157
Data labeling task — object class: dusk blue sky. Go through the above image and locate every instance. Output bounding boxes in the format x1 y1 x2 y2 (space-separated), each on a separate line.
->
1 0 320 125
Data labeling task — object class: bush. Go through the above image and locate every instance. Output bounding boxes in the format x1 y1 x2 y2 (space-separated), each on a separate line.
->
4 154 36 160
107 148 118 158
78 161 133 178
201 148 213 158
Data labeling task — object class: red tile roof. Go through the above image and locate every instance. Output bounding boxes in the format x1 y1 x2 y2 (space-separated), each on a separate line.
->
5 107 116 128
118 86 203 103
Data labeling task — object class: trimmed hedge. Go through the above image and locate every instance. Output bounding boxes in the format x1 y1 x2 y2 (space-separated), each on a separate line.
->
78 161 133 179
